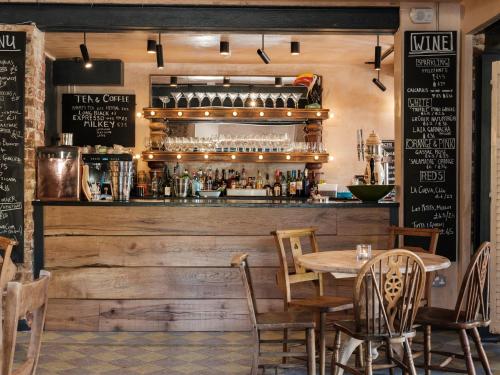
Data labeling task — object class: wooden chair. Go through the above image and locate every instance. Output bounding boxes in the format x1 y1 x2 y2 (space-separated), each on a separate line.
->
331 249 426 375
0 237 18 290
272 228 353 375
416 242 492 375
2 270 51 375
231 254 316 375
388 226 440 306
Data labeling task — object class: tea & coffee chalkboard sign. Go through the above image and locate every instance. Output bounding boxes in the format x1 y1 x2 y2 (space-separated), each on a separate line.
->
403 31 457 260
0 31 26 262
62 93 135 147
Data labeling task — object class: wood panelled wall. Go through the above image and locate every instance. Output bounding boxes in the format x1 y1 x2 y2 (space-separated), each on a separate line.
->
39 205 394 332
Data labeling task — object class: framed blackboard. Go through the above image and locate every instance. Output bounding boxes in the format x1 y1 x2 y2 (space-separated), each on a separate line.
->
0 31 26 262
62 93 135 147
403 31 458 261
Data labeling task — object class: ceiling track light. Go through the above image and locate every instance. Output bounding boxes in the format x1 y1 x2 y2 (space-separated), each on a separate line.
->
220 40 230 56
291 41 300 55
80 32 92 69
223 77 230 87
156 33 164 70
275 77 283 87
147 39 157 54
374 35 382 71
257 35 271 64
170 76 178 87
372 71 386 92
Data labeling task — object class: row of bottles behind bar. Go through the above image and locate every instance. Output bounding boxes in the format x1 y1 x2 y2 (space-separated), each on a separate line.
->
137 163 320 198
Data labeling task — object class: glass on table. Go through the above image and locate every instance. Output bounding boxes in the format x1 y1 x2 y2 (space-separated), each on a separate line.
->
356 244 372 261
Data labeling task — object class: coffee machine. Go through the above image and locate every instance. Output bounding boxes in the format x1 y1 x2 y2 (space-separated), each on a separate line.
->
363 131 386 185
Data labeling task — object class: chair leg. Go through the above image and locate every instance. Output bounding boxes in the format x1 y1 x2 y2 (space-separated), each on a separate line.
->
307 327 317 375
331 330 341 375
319 311 326 375
385 339 394 375
364 341 373 375
470 327 493 375
282 328 288 364
403 337 417 375
423 325 432 375
355 343 363 368
252 330 260 375
459 329 476 375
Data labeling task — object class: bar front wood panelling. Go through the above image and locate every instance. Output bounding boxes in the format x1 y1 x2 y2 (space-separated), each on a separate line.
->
41 205 393 331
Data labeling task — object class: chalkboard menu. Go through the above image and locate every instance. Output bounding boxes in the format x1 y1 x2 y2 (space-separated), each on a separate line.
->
0 32 26 262
403 31 457 260
62 94 135 147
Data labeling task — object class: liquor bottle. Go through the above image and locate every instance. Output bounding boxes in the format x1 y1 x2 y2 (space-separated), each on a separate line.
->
256 170 264 189
240 167 247 188
303 168 311 197
206 168 213 190
151 171 159 199
273 170 282 197
296 170 303 197
163 166 172 197
264 173 272 196
281 171 288 197
288 170 296 197
192 171 201 196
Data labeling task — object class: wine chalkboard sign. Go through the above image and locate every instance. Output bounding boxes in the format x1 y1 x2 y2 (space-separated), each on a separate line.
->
62 93 135 147
0 31 26 262
403 31 457 261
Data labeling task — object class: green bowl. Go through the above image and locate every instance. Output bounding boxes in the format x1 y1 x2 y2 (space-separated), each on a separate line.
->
347 185 395 202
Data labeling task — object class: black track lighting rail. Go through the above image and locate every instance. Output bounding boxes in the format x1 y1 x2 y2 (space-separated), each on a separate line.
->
0 4 399 34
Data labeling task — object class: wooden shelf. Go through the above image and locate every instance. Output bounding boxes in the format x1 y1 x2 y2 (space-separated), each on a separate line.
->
142 107 329 121
142 151 330 163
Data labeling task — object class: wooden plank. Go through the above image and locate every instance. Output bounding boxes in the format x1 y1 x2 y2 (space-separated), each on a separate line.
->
46 266 352 300
45 298 282 332
44 234 390 268
336 207 390 235
45 299 99 331
44 206 338 236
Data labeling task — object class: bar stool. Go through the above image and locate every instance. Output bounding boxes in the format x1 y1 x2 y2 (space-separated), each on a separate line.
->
231 254 316 375
272 228 353 375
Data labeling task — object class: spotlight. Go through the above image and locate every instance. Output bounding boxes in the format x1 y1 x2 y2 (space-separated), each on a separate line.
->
147 39 157 54
170 76 178 87
156 33 164 69
372 76 386 92
223 77 230 87
291 41 300 55
80 32 92 69
374 35 381 71
257 35 271 64
220 40 230 56
275 77 283 87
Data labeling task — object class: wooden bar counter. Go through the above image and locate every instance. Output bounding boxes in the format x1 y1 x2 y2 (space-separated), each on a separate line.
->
33 199 398 332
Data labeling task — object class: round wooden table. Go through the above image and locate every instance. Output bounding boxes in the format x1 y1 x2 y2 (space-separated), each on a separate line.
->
296 249 451 375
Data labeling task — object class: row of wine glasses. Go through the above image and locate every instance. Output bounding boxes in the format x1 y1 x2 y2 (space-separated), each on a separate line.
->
144 135 325 154
157 91 303 109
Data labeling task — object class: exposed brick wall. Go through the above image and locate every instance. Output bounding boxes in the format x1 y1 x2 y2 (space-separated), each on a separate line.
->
0 25 45 280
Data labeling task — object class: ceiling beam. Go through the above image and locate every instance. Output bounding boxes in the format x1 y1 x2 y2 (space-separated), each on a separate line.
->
0 4 399 34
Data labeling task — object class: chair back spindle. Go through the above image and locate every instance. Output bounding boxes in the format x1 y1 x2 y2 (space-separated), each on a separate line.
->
454 242 491 324
353 250 426 337
0 237 18 291
231 253 258 328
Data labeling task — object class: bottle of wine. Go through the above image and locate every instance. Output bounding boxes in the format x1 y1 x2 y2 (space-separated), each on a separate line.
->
296 170 303 197
151 171 159 199
281 171 288 197
289 170 297 197
163 166 172 197
264 173 272 196
303 168 311 197
273 170 282 197
256 170 264 189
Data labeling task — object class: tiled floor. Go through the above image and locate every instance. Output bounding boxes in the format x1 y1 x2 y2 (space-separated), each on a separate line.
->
14 330 500 374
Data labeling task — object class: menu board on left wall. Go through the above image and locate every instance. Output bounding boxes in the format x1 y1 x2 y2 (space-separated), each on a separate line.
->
0 31 26 262
62 93 136 147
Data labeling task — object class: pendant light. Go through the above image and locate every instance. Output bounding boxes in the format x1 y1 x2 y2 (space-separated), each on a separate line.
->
80 32 92 69
275 77 283 87
170 76 178 87
147 39 157 54
220 40 230 56
291 41 300 55
374 35 382 71
372 71 386 92
257 35 271 64
156 33 164 69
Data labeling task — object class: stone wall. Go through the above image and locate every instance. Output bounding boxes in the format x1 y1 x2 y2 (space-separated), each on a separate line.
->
0 25 45 280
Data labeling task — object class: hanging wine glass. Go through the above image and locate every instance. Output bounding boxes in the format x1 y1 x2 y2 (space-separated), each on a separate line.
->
280 93 292 108
206 92 217 106
269 93 281 108
194 92 205 107
171 92 183 108
249 93 259 107
228 93 239 107
291 92 303 109
258 93 270 108
184 92 195 108
239 92 250 107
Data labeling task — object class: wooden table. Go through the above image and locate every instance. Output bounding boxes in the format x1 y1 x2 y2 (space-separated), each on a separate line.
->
296 249 451 375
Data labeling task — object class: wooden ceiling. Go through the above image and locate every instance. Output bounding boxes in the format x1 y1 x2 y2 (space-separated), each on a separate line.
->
45 32 394 65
